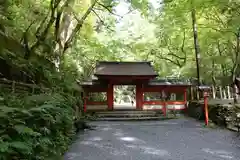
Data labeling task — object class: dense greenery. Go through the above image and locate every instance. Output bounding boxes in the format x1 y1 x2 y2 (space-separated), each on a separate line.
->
0 0 239 159
0 91 78 159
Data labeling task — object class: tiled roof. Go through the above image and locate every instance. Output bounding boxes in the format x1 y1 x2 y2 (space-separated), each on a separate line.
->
94 61 158 76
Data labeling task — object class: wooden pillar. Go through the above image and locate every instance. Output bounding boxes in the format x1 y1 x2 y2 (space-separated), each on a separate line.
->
83 97 87 113
184 88 187 113
83 91 88 113
136 84 139 109
136 83 144 110
184 88 187 102
227 86 231 99
203 92 209 126
107 83 113 110
136 83 143 110
223 87 227 99
219 86 223 99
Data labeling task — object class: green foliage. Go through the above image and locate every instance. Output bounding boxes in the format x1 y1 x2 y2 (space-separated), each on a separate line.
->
0 92 77 160
143 0 240 84
1 0 240 158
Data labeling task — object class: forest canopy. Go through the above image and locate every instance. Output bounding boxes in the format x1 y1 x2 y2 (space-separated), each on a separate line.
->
1 0 239 85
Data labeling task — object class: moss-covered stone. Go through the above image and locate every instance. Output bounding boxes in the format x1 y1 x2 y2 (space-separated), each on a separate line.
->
187 101 240 129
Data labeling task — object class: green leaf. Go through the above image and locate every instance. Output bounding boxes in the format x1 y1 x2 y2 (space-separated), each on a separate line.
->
0 141 9 152
39 127 51 135
9 141 32 154
0 106 17 113
41 137 53 145
13 125 41 136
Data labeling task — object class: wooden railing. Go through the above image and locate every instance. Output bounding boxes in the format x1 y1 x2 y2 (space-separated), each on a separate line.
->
0 78 49 94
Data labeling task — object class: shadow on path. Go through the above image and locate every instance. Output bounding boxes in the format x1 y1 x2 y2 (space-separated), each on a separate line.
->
64 118 240 160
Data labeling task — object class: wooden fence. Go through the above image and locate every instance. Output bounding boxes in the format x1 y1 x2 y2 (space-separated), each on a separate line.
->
189 85 238 100
0 78 49 94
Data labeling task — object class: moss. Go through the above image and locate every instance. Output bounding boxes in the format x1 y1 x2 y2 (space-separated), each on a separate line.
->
187 101 239 129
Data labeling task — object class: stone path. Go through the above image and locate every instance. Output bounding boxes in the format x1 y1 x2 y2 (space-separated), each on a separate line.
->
64 118 240 160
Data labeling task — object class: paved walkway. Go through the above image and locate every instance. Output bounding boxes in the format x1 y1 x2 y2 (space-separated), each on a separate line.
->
64 118 240 160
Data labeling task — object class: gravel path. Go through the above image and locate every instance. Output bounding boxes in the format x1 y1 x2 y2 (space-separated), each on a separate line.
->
64 118 240 160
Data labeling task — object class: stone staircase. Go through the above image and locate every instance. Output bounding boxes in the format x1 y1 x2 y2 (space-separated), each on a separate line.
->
93 110 175 121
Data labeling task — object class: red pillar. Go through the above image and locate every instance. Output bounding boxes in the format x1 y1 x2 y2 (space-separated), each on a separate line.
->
83 92 88 113
140 85 143 110
203 92 209 126
184 88 187 112
83 97 87 113
136 84 143 110
107 83 114 110
162 90 167 116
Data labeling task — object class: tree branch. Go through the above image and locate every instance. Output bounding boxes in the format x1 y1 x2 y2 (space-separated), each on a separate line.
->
181 30 187 64
198 24 236 35
150 49 183 67
96 2 122 17
63 0 97 52
20 20 37 59
156 54 182 67
92 9 115 32
166 44 185 60
55 8 63 45
30 0 62 54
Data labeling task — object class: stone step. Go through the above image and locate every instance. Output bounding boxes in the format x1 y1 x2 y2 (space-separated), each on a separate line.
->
97 113 160 118
95 110 163 118
96 110 160 115
96 116 167 121
91 110 182 121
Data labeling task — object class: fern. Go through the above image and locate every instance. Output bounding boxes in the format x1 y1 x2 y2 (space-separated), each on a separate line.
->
9 141 32 154
13 125 41 137
0 141 9 153
0 86 82 159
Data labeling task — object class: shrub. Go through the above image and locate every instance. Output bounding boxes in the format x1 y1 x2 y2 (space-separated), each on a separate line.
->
0 92 80 160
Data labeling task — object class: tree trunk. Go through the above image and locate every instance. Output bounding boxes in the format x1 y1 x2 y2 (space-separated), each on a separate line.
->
54 0 97 70
191 3 201 99
232 28 240 103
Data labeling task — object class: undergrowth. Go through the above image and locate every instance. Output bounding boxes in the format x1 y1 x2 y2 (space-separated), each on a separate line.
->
0 90 83 160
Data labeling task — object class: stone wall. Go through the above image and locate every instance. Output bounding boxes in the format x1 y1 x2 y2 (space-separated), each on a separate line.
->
187 100 240 129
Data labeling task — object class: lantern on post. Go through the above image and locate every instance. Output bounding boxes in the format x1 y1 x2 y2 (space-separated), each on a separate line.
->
198 85 211 126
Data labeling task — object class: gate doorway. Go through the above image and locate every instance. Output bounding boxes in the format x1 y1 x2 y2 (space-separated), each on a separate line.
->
113 85 136 110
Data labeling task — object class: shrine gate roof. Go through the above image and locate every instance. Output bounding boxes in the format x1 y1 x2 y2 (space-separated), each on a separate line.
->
94 61 158 76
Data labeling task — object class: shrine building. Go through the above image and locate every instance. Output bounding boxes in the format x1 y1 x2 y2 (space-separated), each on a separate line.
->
81 61 191 115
